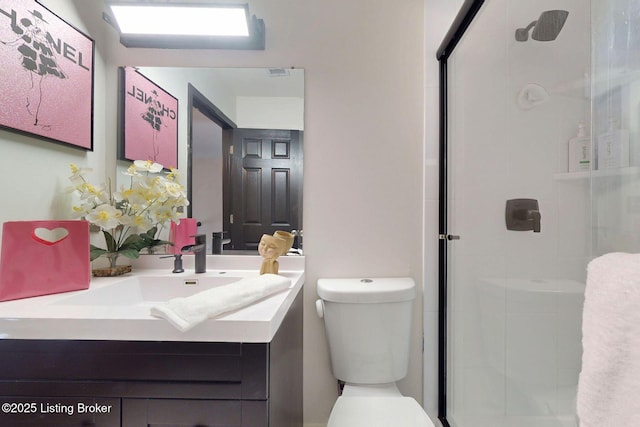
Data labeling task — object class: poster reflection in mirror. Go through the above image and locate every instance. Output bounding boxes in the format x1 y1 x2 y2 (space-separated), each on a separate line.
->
0 0 94 150
119 66 178 168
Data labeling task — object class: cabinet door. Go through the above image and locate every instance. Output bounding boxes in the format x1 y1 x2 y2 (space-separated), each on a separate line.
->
122 399 267 427
0 397 120 427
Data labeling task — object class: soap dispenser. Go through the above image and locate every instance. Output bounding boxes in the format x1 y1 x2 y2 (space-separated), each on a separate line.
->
568 122 591 172
597 118 629 170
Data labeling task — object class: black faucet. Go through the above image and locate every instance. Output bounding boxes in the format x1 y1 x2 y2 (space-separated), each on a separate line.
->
181 234 207 273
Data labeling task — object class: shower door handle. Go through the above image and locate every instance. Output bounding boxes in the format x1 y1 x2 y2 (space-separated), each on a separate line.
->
440 234 460 241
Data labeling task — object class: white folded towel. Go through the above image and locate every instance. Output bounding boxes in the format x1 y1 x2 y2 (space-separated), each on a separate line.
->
150 274 291 332
577 252 640 427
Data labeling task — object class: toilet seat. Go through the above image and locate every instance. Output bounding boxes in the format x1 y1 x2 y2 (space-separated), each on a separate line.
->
327 396 435 427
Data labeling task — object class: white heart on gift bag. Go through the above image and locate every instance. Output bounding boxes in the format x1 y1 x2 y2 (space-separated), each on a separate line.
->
32 227 70 245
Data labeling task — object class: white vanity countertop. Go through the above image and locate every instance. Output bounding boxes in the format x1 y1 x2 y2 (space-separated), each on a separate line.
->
0 255 305 343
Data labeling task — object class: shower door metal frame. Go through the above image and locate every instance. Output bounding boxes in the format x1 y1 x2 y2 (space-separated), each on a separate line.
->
436 0 486 425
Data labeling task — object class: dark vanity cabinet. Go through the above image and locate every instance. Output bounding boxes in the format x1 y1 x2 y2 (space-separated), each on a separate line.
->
0 291 302 427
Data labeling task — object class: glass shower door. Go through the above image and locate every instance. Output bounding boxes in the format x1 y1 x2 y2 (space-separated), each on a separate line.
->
442 1 590 426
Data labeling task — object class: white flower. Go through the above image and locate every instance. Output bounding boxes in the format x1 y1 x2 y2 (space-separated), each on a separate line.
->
122 164 140 177
150 205 179 224
134 160 163 173
86 205 122 229
120 214 153 232
69 163 92 185
77 182 109 204
71 202 93 219
68 160 189 259
165 167 180 181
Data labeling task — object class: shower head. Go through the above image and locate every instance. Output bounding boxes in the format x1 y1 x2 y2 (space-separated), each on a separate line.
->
515 10 569 42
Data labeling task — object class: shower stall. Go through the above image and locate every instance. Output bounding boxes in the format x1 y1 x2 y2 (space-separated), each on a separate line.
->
437 0 640 426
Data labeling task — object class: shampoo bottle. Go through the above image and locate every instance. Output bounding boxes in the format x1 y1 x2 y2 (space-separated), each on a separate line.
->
568 122 591 172
597 118 629 170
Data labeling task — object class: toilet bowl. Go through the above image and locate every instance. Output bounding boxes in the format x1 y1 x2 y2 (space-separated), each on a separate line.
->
316 278 434 427
327 383 434 427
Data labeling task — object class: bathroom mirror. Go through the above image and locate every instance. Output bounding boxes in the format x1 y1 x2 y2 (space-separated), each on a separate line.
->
122 66 304 254
69 1 304 255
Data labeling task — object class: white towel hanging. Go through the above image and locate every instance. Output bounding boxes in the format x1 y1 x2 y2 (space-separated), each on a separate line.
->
577 252 640 427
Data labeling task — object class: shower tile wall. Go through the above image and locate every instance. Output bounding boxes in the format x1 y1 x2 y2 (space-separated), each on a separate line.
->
448 0 590 422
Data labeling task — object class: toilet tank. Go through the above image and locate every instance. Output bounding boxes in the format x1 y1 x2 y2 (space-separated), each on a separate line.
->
317 278 416 384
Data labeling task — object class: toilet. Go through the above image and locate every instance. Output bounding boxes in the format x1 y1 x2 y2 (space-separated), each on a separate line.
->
316 277 435 427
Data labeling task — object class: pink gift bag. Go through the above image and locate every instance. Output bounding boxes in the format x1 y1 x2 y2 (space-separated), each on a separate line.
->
169 218 198 254
0 221 91 301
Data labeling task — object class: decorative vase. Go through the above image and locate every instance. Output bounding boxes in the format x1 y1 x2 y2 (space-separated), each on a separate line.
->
91 252 132 277
273 230 294 255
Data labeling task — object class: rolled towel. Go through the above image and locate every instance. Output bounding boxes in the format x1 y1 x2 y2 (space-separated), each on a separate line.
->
150 274 291 332
577 252 640 427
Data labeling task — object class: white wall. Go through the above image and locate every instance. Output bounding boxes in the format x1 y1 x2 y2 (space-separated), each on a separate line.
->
236 96 304 130
0 0 426 425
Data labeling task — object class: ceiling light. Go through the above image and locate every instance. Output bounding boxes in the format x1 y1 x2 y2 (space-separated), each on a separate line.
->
107 2 265 49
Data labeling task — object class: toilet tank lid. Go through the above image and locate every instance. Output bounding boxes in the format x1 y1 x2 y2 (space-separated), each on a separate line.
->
317 278 416 303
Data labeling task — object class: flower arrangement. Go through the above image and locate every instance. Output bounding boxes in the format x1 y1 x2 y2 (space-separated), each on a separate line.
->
68 160 189 262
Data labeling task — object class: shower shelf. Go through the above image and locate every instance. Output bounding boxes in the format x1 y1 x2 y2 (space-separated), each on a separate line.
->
553 166 639 181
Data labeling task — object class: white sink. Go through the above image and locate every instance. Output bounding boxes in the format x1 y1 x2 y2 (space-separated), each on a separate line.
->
0 255 305 342
54 274 241 306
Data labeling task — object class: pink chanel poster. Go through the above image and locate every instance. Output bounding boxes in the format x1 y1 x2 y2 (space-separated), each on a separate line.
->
0 0 94 150
120 66 178 169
